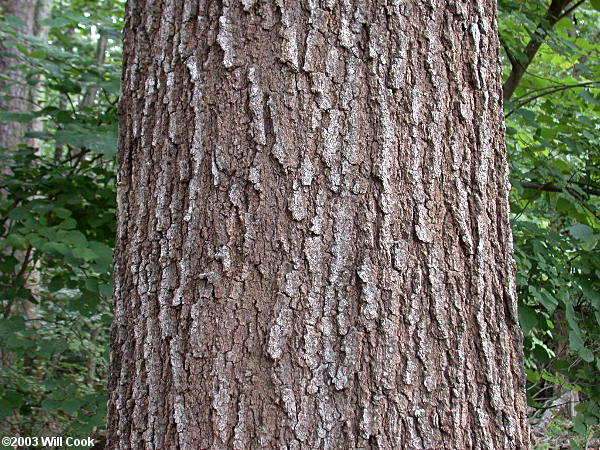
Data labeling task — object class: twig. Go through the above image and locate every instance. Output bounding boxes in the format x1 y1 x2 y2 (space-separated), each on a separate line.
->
506 81 600 118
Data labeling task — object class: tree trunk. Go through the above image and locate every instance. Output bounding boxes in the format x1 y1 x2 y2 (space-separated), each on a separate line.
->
0 0 50 366
0 0 50 151
109 1 529 448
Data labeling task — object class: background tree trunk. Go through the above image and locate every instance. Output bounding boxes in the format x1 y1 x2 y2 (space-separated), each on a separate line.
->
109 0 529 448
0 0 51 366
0 0 50 151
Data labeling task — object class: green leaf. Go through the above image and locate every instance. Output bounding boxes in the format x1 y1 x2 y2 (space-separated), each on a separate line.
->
41 398 62 412
4 233 27 249
72 247 97 261
99 79 120 95
522 188 543 201
49 79 81 94
55 124 117 156
525 367 540 383
61 397 84 415
578 347 594 363
59 217 77 230
42 241 69 255
569 329 585 351
519 305 538 335
0 255 19 273
58 230 87 247
580 279 600 307
7 206 31 220
0 391 24 411
48 275 66 292
0 316 26 333
35 339 69 356
567 224 596 242
566 302 579 332
54 207 72 219
4 14 26 28
85 278 99 292
573 413 587 435
556 196 577 216
99 281 112 297
41 17 72 28
530 286 558 313
23 131 52 140
540 371 580 391
29 48 46 59
591 0 600 12
0 111 37 123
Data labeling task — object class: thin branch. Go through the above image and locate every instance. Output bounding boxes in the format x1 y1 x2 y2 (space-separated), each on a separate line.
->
533 399 580 412
520 181 600 196
506 81 600 118
3 245 33 319
500 36 518 68
512 199 532 222
502 0 575 100
70 149 87 171
65 92 77 114
557 0 586 20
81 32 108 108
60 148 89 165
15 245 33 280
511 79 596 102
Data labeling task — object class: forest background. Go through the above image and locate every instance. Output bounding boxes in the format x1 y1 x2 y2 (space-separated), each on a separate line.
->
0 0 598 447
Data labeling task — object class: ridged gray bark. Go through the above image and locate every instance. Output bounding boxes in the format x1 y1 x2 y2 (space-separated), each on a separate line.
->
109 0 530 448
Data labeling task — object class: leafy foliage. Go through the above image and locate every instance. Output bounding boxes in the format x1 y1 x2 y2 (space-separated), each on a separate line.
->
0 0 121 440
500 0 600 444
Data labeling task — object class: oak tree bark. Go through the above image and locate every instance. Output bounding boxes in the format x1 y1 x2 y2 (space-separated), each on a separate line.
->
109 0 530 448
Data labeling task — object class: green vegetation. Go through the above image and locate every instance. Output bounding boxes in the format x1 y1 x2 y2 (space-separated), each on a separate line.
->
0 0 598 446
0 0 121 440
499 0 600 446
